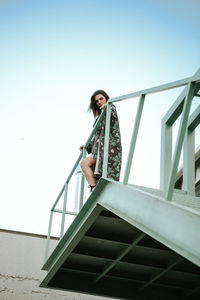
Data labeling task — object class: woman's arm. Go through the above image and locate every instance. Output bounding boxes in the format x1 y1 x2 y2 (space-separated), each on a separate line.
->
79 142 93 154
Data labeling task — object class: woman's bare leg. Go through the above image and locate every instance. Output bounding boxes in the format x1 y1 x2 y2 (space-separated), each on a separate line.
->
80 155 96 188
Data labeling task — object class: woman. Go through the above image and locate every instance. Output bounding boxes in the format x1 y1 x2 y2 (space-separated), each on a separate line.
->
80 90 122 192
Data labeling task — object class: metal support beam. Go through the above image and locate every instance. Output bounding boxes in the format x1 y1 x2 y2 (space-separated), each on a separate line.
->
160 123 172 191
162 87 186 126
188 104 200 131
94 232 145 283
99 179 200 267
79 148 87 211
60 183 68 238
165 82 196 201
54 209 77 216
44 210 54 263
74 165 82 213
185 282 200 297
183 129 195 195
139 256 183 291
182 104 200 195
123 94 145 184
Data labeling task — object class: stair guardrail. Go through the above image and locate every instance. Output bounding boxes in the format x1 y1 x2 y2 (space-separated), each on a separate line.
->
44 68 200 263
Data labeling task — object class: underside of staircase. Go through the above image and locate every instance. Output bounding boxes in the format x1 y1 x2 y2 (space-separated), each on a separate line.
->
40 178 200 300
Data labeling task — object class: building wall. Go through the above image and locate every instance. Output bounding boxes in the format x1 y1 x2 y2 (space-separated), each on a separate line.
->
0 229 112 300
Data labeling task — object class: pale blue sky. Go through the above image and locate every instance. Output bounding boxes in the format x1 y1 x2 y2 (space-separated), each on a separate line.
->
0 0 199 235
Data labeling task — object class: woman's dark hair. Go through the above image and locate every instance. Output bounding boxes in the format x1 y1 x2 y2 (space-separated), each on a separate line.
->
88 90 110 117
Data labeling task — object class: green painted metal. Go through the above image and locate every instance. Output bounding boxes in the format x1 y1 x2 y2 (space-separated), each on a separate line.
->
41 69 200 300
41 180 107 280
160 123 172 191
44 108 108 260
188 104 200 131
41 178 200 299
43 69 200 271
183 104 200 195
51 186 65 212
129 183 200 211
51 151 83 211
74 165 82 212
123 94 145 184
160 83 199 192
139 256 183 291
165 82 196 201
60 183 68 238
54 209 77 216
160 83 191 191
162 86 187 126
102 102 111 178
94 232 145 283
44 210 54 263
183 128 195 195
160 80 200 193
64 152 83 184
79 147 86 211
99 179 200 266
109 74 200 103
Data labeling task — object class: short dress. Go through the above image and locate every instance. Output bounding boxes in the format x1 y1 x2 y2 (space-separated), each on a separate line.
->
87 104 122 181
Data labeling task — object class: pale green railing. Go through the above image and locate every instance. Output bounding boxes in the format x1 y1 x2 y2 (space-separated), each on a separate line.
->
44 69 200 262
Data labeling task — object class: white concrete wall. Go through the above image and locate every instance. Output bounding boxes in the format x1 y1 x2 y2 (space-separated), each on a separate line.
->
0 229 113 300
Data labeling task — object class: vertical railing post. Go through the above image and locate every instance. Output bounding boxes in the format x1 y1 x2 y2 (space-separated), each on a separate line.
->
165 82 196 201
60 182 68 238
160 122 172 191
102 102 111 178
183 128 195 195
123 94 145 184
74 165 82 212
79 147 86 211
44 210 54 263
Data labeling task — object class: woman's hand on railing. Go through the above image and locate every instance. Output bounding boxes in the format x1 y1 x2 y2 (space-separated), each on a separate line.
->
79 145 84 151
100 103 106 111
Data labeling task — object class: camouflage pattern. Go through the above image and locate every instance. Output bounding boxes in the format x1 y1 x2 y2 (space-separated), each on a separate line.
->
90 104 122 181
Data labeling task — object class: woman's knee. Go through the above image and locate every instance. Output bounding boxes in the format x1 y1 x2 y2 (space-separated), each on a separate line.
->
80 156 95 170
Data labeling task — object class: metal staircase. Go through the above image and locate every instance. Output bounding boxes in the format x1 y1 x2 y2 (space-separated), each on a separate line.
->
40 69 200 300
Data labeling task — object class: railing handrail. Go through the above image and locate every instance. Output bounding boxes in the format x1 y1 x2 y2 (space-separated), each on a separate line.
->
109 74 200 103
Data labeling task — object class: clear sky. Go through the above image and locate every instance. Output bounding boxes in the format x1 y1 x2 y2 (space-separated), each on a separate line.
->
0 0 199 236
